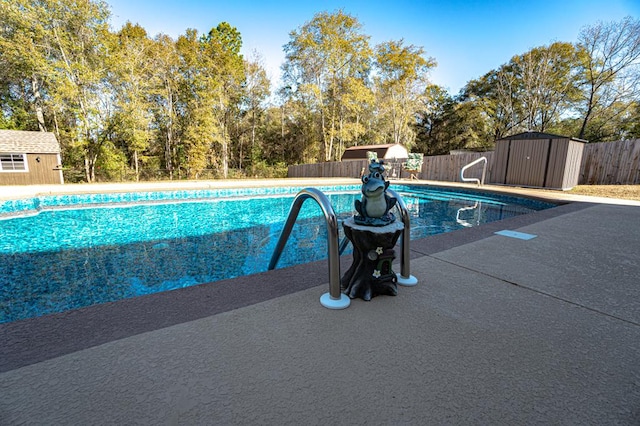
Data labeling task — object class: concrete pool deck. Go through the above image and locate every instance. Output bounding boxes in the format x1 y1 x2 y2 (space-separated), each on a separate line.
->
1 180 639 424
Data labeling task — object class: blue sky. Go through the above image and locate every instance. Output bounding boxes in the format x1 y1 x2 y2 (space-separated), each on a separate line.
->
107 0 639 94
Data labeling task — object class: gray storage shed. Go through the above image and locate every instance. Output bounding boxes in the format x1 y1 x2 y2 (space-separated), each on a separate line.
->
491 132 587 190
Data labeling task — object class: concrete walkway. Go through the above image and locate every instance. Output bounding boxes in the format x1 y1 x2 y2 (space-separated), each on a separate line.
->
1 188 639 424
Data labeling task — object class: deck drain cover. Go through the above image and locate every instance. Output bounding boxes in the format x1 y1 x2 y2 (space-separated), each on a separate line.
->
494 230 537 240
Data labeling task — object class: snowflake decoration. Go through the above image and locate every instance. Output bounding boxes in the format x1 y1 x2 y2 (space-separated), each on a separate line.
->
372 270 381 278
376 247 383 255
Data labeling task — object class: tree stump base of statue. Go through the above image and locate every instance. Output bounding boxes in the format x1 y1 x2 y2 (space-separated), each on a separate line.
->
341 217 404 301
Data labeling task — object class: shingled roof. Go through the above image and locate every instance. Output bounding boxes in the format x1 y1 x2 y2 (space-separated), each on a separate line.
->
0 130 61 153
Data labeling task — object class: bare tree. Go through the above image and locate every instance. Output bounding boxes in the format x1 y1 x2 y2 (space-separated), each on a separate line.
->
577 16 640 140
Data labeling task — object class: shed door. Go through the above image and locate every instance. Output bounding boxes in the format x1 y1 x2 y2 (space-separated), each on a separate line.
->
505 139 549 187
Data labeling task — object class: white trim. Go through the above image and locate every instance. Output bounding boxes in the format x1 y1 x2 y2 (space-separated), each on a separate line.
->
0 153 29 173
56 153 64 184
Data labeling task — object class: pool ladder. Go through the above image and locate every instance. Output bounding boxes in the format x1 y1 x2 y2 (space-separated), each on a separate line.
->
460 156 487 186
268 188 417 310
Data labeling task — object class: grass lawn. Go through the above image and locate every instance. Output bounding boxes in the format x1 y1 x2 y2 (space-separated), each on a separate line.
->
569 185 640 201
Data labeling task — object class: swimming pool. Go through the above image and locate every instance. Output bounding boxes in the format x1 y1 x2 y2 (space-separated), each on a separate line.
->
0 184 554 323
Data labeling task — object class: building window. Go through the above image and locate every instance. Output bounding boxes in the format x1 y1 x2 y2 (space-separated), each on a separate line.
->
0 153 28 172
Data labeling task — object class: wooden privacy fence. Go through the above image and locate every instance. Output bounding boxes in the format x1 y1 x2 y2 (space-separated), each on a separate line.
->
288 160 370 178
422 152 493 182
580 139 640 185
287 139 640 186
288 152 494 182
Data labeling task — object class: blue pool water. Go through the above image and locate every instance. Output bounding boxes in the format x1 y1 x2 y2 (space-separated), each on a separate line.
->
0 185 554 323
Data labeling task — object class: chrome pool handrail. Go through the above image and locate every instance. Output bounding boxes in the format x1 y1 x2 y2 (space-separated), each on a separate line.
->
387 188 418 286
268 187 350 309
460 156 487 186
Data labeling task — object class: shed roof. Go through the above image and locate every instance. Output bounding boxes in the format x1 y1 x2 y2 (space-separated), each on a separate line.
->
0 130 61 153
497 131 587 143
341 144 407 160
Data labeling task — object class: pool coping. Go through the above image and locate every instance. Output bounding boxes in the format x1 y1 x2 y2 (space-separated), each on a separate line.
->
0 192 594 373
3 177 638 208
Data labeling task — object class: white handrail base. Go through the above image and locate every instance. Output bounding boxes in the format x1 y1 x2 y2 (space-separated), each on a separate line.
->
396 273 418 286
320 292 351 309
